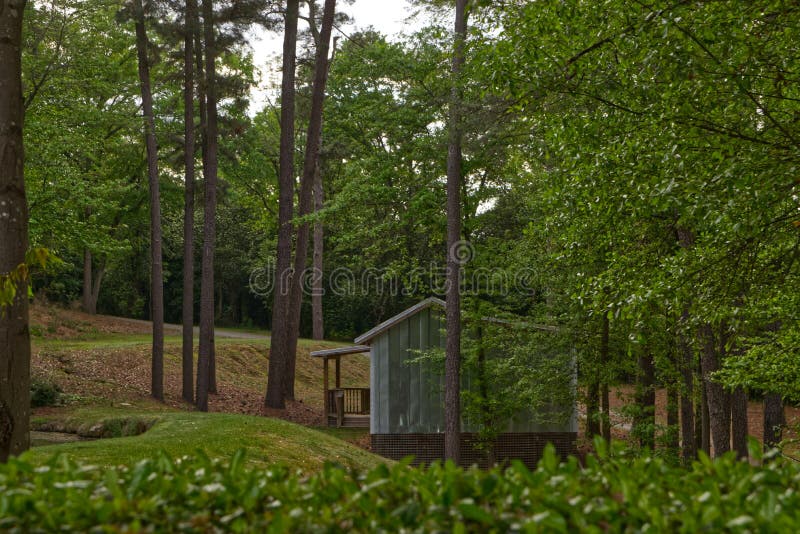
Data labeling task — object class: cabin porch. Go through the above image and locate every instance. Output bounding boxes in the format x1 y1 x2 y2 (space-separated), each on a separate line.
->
311 345 371 428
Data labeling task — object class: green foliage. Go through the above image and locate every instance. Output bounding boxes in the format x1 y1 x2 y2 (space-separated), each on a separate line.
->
716 326 800 402
0 248 60 307
4 443 800 531
29 378 62 408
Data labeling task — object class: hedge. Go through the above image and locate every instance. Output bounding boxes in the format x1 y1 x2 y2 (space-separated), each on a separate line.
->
1 440 798 532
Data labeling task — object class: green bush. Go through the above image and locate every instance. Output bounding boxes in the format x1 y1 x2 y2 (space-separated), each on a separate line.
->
29 378 62 407
1 441 799 532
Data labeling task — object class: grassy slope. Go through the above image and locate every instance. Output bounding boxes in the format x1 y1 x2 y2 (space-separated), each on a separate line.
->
27 306 378 471
30 304 370 415
25 408 382 472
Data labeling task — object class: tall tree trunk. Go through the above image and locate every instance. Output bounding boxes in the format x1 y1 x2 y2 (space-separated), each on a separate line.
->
265 0 300 410
700 324 729 457
196 0 219 412
194 22 215 397
312 162 324 340
82 248 94 313
731 386 748 459
82 250 104 315
675 225 696 460
667 386 680 452
678 311 696 462
282 0 336 401
444 0 468 463
586 373 600 439
600 314 611 442
133 0 164 402
700 374 710 454
633 348 656 449
0 0 30 462
763 393 784 450
181 0 198 404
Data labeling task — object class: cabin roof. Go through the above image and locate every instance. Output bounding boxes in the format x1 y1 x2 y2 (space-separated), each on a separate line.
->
354 297 446 345
310 345 371 358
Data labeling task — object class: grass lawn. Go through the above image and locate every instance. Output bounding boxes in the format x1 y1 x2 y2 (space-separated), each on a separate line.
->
25 407 385 472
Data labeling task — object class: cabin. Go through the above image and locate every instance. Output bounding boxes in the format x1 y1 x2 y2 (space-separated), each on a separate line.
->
311 298 577 468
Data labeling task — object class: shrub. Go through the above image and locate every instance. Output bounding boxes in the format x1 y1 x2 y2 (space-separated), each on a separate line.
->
30 378 62 407
1 441 799 532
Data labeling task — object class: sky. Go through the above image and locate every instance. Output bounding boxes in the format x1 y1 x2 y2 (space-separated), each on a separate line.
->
248 0 428 113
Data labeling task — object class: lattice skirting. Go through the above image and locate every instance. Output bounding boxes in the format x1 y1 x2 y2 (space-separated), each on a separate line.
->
370 432 576 469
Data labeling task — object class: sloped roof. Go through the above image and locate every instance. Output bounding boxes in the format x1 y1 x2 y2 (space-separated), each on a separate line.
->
354 297 445 345
310 345 371 358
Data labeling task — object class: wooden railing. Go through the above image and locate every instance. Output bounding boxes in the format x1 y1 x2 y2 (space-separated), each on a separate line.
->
327 388 370 416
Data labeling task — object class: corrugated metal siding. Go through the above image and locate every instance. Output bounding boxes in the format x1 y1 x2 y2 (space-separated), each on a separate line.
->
369 305 576 434
408 311 421 431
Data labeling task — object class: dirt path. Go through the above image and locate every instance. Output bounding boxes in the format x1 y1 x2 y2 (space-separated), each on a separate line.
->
94 315 270 340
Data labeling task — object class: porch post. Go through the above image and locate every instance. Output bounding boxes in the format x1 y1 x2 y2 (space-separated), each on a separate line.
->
335 356 341 388
323 356 329 421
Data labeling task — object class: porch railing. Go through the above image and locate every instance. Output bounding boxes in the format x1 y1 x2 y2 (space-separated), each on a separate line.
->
327 387 370 416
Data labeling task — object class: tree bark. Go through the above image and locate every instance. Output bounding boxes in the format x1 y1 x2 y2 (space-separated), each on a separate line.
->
265 0 300 410
763 392 784 450
600 314 611 442
444 0 468 464
282 0 337 401
196 0 220 412
731 386 748 459
181 0 198 404
0 0 30 462
633 348 655 449
700 324 729 457
82 248 94 313
82 250 104 315
133 0 164 402
586 374 600 439
675 224 696 461
700 373 710 454
678 311 695 462
312 162 324 340
667 386 680 452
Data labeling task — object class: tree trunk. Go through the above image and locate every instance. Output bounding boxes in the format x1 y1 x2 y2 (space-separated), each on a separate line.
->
181 0 197 405
0 0 30 462
586 375 600 439
312 162 324 340
82 250 104 315
700 374 710 454
282 0 337 402
700 324 729 457
633 348 655 449
82 248 94 313
265 0 300 410
678 311 695 462
763 392 784 450
209 338 217 394
133 0 164 402
196 0 219 412
600 314 611 442
444 0 468 464
731 386 748 460
667 386 680 452
675 224 696 461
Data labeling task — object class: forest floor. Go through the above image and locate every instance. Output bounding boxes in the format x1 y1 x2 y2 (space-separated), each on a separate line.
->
28 304 798 460
575 386 800 459
29 305 370 444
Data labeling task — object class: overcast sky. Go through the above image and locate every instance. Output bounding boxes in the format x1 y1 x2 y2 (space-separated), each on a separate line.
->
248 0 428 112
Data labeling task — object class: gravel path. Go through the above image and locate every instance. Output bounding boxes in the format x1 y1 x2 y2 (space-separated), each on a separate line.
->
112 316 269 340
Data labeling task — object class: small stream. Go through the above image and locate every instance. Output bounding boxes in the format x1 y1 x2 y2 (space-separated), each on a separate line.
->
30 431 96 447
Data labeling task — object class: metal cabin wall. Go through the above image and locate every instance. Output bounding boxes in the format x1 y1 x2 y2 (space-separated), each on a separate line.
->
369 306 578 435
370 307 445 434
